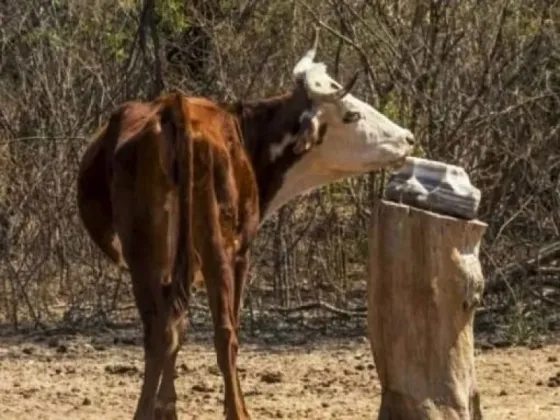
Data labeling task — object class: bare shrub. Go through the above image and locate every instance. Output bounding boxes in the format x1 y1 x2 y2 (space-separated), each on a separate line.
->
0 0 558 344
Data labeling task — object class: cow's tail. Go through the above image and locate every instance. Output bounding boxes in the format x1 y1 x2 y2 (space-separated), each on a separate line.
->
159 92 194 354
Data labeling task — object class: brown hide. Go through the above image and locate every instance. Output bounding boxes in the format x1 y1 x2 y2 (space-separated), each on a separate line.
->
77 120 125 269
77 89 316 420
78 93 254 287
77 89 311 283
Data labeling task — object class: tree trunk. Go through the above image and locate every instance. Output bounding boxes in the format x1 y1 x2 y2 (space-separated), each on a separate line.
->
367 199 487 420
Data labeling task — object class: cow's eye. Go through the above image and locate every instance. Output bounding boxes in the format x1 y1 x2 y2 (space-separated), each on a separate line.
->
342 111 361 124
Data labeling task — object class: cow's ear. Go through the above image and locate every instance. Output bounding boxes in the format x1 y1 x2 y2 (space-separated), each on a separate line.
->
292 112 316 154
292 108 326 155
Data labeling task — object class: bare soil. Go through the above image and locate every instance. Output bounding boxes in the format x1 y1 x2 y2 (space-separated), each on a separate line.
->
0 331 559 420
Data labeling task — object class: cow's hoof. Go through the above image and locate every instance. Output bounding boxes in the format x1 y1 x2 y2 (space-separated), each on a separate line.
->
154 402 178 420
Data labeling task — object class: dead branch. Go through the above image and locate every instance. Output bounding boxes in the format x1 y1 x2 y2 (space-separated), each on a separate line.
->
486 241 560 293
527 288 560 308
270 301 366 318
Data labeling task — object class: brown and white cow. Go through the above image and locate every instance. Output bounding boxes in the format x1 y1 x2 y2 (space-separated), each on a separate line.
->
77 30 414 420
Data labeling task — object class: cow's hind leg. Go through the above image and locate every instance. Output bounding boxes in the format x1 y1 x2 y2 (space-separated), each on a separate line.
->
134 318 164 419
131 267 176 420
229 249 250 414
196 211 249 418
199 242 248 420
155 312 187 420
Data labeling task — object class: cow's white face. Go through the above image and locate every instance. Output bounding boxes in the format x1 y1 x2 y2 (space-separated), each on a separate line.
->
292 36 414 172
305 84 414 172
262 29 415 220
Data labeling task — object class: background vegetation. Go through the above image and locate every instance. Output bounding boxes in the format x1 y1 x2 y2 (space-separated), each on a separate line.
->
1 0 559 346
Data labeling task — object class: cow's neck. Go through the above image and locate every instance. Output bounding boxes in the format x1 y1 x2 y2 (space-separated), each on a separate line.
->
233 90 324 221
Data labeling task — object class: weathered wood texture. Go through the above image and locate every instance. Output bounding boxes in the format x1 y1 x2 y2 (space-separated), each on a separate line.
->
367 199 487 420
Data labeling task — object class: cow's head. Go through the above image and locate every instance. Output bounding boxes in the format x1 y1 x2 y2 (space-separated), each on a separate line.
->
290 28 414 173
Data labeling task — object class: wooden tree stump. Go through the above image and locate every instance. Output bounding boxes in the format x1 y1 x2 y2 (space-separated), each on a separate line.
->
367 199 487 420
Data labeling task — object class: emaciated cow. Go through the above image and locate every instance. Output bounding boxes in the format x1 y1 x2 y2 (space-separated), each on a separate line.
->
77 29 415 420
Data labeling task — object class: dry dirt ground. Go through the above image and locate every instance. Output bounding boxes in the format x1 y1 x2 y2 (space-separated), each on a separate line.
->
0 331 559 420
